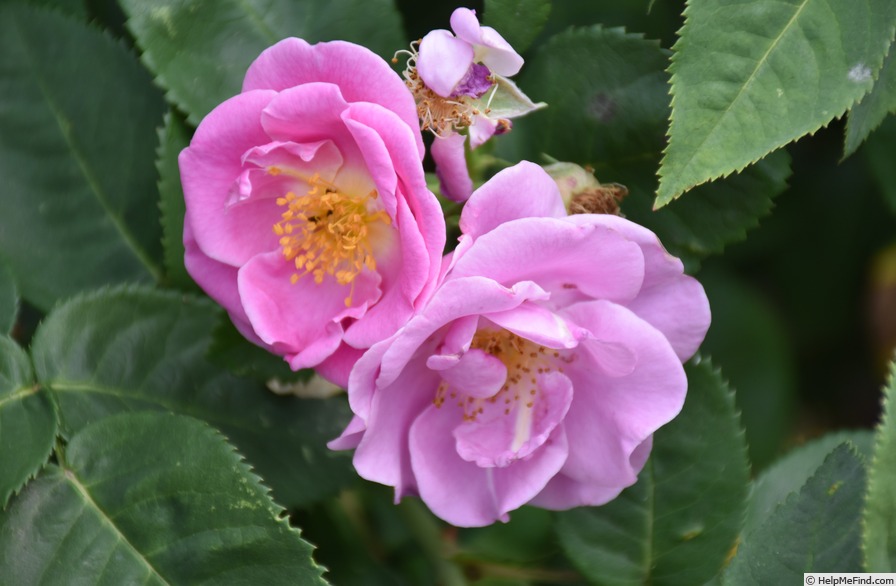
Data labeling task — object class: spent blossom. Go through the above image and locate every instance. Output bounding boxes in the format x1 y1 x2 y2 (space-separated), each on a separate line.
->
331 162 711 526
180 39 445 387
397 8 543 201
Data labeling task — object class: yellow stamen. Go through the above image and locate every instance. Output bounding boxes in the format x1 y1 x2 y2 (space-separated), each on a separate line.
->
271 173 391 306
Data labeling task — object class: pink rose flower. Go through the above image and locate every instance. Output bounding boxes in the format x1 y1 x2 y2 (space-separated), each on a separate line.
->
397 8 541 202
180 39 446 387
331 162 710 526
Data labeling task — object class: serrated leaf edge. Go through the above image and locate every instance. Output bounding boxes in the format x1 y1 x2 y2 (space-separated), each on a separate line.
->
656 0 896 207
0 336 57 510
63 412 330 584
861 359 896 572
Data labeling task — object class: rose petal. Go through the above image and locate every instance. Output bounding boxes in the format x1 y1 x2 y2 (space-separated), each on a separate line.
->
328 414 366 450
353 359 441 500
260 83 359 160
410 403 568 526
432 133 474 203
532 436 652 510
468 114 498 149
565 215 711 360
180 89 281 266
343 102 446 305
417 29 475 98
626 274 710 361
451 217 645 304
238 250 380 369
316 342 364 389
376 277 551 389
490 425 568 515
342 197 422 349
558 300 685 488
449 8 523 77
483 302 582 349
243 38 423 156
454 371 573 467
430 348 507 399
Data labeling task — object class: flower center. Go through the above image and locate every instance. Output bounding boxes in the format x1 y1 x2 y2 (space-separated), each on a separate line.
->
270 170 391 306
434 329 565 422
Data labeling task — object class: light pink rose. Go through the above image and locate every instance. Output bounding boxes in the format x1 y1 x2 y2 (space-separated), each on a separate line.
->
180 39 445 387
331 162 710 526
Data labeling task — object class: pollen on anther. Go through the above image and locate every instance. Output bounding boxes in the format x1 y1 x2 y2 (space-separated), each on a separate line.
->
272 176 390 297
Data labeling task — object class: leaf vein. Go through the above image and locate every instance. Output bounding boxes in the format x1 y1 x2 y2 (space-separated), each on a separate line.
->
8 11 162 280
63 468 172 585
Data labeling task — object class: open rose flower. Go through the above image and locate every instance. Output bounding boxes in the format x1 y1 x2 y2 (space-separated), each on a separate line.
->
397 8 543 201
330 162 710 526
180 39 445 386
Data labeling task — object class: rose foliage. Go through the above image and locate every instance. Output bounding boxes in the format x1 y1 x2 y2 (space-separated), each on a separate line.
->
2 1 893 584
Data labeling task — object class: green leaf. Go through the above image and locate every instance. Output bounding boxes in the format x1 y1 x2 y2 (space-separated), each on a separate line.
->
459 506 554 565
865 114 896 217
0 412 327 584
744 430 873 539
157 110 198 292
724 444 867 582
0 263 18 335
699 267 797 468
0 5 165 310
484 0 551 54
31 286 354 509
864 360 896 571
0 335 57 509
629 151 791 271
26 0 87 18
845 42 896 157
119 0 405 124
658 0 896 205
556 358 750 586
498 26 790 270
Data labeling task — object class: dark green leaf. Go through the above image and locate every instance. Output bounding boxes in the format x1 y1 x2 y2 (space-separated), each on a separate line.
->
484 0 551 54
724 444 867 582
0 263 17 335
0 335 56 509
865 115 896 216
157 110 198 292
699 267 797 468
23 0 87 18
31 286 354 509
459 506 554 565
744 430 873 539
498 26 789 270
119 0 405 124
864 360 896 571
658 0 896 205
556 358 750 586
845 41 896 157
0 4 165 310
628 151 791 272
0 412 327 584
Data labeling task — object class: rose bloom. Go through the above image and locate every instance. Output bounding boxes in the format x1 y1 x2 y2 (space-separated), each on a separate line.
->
180 39 445 386
331 162 710 526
